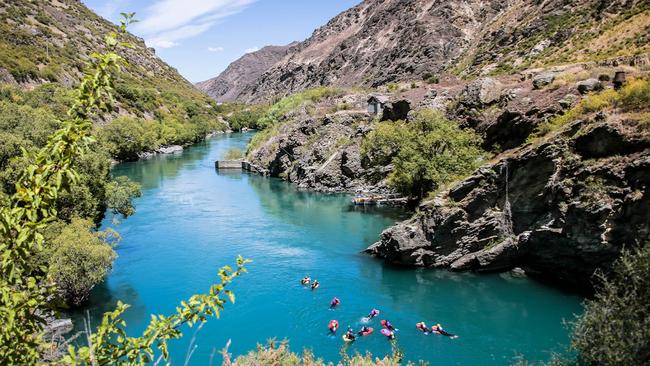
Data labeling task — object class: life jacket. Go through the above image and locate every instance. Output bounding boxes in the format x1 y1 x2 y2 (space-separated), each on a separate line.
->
329 320 339 330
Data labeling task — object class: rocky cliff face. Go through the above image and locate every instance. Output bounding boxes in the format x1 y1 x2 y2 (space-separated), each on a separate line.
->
367 117 650 288
207 0 649 102
196 43 297 103
248 93 396 193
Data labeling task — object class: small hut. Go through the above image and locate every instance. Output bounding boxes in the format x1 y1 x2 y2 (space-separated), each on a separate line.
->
367 95 390 115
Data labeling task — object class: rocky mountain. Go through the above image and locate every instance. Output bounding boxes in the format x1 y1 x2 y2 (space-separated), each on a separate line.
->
205 0 649 103
196 43 297 103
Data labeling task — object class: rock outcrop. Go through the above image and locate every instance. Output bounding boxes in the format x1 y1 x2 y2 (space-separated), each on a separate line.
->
249 108 391 193
367 118 650 288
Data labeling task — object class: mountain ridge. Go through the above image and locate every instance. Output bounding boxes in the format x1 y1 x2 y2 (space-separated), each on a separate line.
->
201 0 650 103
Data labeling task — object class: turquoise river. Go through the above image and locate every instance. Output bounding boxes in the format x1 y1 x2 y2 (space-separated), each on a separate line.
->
73 132 583 365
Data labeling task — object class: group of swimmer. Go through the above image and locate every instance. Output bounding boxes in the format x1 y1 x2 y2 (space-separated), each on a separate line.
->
301 276 458 343
327 308 395 342
301 276 319 290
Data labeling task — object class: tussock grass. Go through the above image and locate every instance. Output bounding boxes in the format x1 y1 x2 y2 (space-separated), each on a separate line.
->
531 78 650 140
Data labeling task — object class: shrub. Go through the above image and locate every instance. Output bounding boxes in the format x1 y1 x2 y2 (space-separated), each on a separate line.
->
619 78 650 112
226 339 415 366
362 109 484 198
257 87 341 129
531 78 650 140
227 104 268 130
387 83 399 92
570 245 650 365
423 73 439 84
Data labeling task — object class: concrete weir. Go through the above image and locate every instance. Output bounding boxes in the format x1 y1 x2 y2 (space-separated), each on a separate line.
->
215 160 243 170
215 160 269 175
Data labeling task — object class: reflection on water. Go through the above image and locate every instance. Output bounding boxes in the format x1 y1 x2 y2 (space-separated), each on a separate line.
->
71 132 583 365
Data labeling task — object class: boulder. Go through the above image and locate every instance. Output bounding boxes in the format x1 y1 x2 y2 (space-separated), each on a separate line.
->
576 78 603 94
460 78 502 108
559 94 579 109
381 99 411 121
532 72 555 89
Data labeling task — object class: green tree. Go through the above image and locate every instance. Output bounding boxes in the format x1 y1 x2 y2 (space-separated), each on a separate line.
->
98 116 158 161
570 245 650 365
105 175 142 217
362 109 484 198
37 219 119 307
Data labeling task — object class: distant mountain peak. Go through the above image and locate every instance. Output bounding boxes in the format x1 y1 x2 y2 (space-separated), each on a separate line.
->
195 43 298 102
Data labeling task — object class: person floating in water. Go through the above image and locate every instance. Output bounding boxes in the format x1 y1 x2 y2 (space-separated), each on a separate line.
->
357 326 373 336
300 276 310 285
380 328 396 340
330 297 340 308
328 319 339 333
367 308 380 319
416 322 429 334
380 319 396 331
431 324 458 339
343 326 356 342
311 280 320 290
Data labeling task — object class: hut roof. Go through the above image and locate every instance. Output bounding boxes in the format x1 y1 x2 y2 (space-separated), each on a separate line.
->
368 94 390 104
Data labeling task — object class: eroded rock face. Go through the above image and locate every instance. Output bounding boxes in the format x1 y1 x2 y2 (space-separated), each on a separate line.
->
249 110 391 193
367 119 650 288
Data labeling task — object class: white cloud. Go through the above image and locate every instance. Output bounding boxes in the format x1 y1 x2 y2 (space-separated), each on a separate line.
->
208 46 224 52
96 0 131 20
245 46 260 53
146 22 215 49
149 39 178 49
134 0 255 49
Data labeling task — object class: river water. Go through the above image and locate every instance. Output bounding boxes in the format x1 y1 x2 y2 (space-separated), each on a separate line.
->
73 132 583 365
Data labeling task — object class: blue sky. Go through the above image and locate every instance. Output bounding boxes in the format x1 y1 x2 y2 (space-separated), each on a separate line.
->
82 0 361 83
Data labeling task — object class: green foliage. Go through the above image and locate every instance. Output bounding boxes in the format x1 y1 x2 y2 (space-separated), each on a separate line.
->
619 78 650 112
246 123 280 156
226 339 417 366
423 73 439 84
38 219 119 307
570 245 650 365
227 104 269 130
105 176 142 217
0 14 134 364
98 117 159 160
245 87 341 156
362 109 484 198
